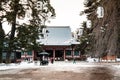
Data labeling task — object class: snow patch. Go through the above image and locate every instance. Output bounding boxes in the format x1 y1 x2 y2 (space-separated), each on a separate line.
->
86 57 99 62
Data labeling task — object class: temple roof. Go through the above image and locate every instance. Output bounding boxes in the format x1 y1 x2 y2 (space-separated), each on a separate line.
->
38 26 79 46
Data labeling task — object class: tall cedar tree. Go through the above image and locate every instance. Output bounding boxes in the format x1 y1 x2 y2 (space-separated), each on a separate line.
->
0 0 55 63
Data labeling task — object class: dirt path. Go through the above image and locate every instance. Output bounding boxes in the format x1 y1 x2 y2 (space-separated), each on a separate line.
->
0 64 120 80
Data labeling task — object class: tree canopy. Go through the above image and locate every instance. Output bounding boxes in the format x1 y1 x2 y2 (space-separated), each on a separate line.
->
0 0 55 63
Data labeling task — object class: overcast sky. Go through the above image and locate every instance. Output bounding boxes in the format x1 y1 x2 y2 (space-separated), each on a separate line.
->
46 0 87 32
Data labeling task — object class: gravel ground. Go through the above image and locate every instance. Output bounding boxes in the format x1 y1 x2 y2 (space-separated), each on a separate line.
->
0 62 120 80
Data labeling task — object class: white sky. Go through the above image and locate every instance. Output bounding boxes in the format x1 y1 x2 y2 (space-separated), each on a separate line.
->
46 0 87 32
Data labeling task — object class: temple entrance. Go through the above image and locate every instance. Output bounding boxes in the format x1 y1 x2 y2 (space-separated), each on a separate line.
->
55 50 64 61
46 50 53 57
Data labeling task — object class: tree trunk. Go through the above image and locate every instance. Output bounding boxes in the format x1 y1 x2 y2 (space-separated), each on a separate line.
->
0 21 5 63
87 0 120 58
6 0 19 63
6 17 16 63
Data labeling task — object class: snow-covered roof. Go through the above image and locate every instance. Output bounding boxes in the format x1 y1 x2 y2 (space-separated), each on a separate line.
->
38 26 79 46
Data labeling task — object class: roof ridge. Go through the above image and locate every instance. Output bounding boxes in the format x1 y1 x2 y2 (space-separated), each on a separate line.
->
46 26 70 28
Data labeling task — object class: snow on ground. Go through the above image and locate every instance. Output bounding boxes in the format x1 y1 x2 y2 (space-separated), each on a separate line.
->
0 61 40 70
1 61 120 72
116 58 120 62
86 57 99 62
87 57 120 62
0 61 100 71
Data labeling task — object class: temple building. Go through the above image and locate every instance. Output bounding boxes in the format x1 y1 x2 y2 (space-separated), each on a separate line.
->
35 26 80 61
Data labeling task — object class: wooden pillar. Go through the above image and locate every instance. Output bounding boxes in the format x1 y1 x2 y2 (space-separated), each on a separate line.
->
53 49 55 60
73 49 75 58
71 45 75 59
63 49 66 61
71 50 73 58
79 51 81 58
32 50 34 60
72 49 75 58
